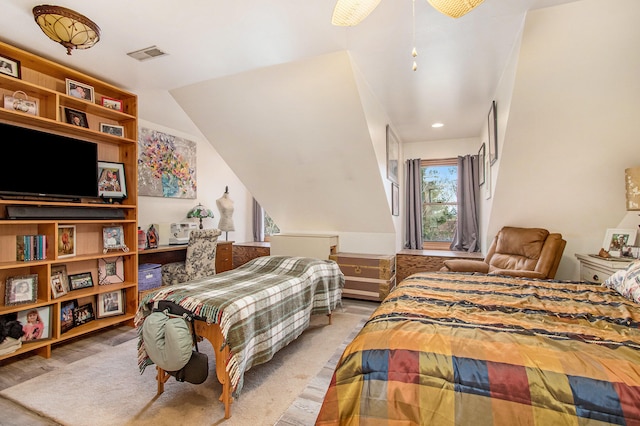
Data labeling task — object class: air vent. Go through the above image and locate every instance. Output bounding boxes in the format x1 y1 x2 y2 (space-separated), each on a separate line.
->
126 45 168 61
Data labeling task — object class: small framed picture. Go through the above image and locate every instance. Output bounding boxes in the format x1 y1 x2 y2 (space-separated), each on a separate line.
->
5 274 38 306
386 124 399 184
64 107 89 128
0 54 21 79
50 270 68 299
103 225 129 253
101 97 123 111
4 91 38 115
98 161 127 200
57 225 76 258
488 100 498 165
603 229 638 257
66 78 95 102
391 182 399 216
478 143 486 186
622 245 640 259
68 272 94 291
97 290 125 318
99 123 124 137
98 257 124 284
17 306 51 341
73 303 95 326
60 300 76 333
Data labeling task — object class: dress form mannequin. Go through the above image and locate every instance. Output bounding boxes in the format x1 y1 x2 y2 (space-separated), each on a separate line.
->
216 186 235 240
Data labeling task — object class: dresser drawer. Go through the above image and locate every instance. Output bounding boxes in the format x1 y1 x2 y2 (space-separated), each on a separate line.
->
343 276 396 302
579 263 612 284
329 253 396 280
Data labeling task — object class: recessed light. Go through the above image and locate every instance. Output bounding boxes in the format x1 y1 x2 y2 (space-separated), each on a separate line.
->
432 123 444 128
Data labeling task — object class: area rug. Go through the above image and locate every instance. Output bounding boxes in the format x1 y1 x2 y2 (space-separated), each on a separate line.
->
0 311 367 426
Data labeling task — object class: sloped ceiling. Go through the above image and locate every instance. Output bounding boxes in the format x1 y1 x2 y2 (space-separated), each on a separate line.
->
171 51 394 234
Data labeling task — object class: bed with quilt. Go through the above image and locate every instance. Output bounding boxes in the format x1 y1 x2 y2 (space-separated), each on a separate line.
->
316 269 640 425
135 255 343 418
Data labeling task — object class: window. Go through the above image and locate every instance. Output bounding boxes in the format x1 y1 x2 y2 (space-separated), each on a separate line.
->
421 158 458 250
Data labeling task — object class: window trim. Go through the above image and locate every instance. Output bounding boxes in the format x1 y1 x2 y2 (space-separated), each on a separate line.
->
420 158 458 250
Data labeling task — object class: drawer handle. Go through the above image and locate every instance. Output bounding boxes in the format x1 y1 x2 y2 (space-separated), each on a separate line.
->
592 274 599 282
354 266 361 274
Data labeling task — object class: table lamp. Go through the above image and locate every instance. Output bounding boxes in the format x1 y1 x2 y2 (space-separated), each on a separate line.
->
187 203 214 229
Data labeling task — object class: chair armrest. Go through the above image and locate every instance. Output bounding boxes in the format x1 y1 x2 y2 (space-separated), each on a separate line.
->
489 269 546 279
442 259 489 274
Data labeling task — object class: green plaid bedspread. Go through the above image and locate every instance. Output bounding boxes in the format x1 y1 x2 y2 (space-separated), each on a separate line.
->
135 255 343 395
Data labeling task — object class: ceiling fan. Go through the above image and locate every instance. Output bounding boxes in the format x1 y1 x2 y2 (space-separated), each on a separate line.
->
332 0 485 26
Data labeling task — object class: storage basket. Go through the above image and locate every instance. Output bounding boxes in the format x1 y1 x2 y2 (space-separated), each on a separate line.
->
138 263 162 291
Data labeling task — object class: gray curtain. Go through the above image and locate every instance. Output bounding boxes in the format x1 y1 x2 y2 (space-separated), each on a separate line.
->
252 198 264 242
404 158 423 249
450 155 480 252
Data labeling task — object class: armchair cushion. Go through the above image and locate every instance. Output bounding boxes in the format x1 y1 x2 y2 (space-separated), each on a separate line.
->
161 228 222 286
442 259 489 274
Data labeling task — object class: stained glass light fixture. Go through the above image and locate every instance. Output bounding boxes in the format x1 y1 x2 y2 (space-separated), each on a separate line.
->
32 5 101 55
187 203 214 229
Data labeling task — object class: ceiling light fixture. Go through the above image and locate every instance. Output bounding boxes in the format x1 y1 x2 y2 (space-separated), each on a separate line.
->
427 0 485 19
32 5 100 55
411 0 418 71
432 123 444 128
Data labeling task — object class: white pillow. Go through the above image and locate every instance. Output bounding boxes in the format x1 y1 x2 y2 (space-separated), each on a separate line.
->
603 261 640 303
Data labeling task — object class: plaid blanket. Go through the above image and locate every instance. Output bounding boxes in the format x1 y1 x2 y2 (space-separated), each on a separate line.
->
135 256 343 395
317 272 640 425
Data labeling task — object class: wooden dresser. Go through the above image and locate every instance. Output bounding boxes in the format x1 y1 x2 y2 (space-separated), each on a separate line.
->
233 242 270 268
329 253 396 301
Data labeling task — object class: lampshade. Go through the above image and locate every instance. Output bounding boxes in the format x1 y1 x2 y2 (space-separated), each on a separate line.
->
187 203 214 229
625 167 640 211
32 5 101 55
331 0 382 26
427 0 485 18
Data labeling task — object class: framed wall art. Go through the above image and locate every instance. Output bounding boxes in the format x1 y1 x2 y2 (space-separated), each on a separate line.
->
386 124 399 184
488 100 498 165
57 225 76 258
97 290 125 318
5 274 38 306
65 78 95 102
17 306 51 341
478 143 486 186
98 161 127 201
68 272 94 291
602 228 637 257
391 183 399 216
0 54 20 79
98 257 124 284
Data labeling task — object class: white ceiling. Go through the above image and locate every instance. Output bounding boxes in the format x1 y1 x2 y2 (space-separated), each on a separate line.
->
2 0 579 143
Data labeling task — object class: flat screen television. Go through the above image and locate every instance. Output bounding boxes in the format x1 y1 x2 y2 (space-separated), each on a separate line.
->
0 121 98 200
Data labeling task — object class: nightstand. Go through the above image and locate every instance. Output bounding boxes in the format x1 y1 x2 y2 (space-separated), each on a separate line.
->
575 253 634 284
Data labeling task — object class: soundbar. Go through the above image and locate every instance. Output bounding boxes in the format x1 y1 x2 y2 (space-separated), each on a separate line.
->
7 205 125 220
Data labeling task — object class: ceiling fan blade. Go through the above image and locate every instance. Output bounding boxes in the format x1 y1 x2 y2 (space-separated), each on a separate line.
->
331 0 383 26
427 0 485 18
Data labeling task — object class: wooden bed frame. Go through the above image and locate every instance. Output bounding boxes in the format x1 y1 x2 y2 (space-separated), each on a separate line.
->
154 314 332 419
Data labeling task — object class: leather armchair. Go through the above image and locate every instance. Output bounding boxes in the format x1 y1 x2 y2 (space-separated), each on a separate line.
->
162 228 222 285
441 226 566 279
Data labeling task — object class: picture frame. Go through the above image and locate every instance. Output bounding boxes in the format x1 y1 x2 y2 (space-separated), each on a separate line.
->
64 107 89 128
65 78 95 102
73 303 95 326
57 225 76 258
97 290 125 318
98 161 127 200
391 183 399 216
488 100 498 165
101 96 123 111
386 124 399 184
478 143 486 186
99 123 125 137
0 54 21 79
5 274 38 306
50 269 68 299
102 225 129 253
68 272 94 291
3 91 38 115
98 257 124 285
622 245 640 259
17 306 51 342
60 300 76 333
602 228 638 257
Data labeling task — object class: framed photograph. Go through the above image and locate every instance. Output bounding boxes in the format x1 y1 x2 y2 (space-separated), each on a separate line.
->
99 123 125 137
478 143 486 186
50 270 68 299
488 100 498 165
391 183 399 216
68 272 94 291
0 54 20 79
17 306 51 342
603 228 638 257
622 245 640 259
386 124 399 184
60 300 76 333
98 161 127 200
101 96 123 111
98 257 124 284
57 225 76 258
5 274 38 306
4 91 38 115
64 107 89 128
103 225 128 253
65 78 95 102
97 290 125 318
73 303 95 326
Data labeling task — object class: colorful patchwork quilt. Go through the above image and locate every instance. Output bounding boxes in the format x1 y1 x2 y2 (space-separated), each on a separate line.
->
316 272 640 425
135 255 343 395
